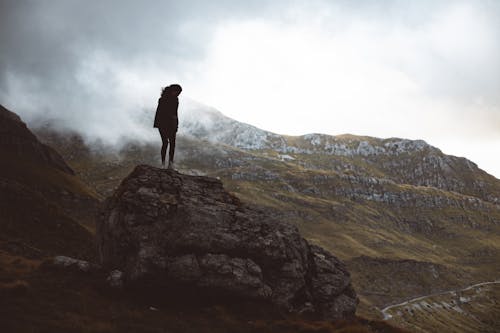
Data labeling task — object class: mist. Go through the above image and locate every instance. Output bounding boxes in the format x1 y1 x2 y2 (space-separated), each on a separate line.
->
1 0 499 177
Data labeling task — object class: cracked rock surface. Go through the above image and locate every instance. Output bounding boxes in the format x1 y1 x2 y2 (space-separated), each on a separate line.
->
96 164 357 320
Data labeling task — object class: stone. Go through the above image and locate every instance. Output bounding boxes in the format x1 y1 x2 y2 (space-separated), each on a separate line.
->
106 269 124 288
96 164 358 320
52 255 96 272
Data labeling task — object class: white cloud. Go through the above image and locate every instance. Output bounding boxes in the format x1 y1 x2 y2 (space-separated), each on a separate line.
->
184 2 500 177
1 1 499 177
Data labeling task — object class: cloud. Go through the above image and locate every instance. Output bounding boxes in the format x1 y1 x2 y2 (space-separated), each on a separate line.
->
0 0 280 139
0 0 499 176
193 1 500 136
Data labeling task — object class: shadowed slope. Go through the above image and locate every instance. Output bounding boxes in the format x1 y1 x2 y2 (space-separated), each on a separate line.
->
0 104 99 259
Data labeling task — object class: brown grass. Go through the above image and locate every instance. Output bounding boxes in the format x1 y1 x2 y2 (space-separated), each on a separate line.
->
0 252 407 333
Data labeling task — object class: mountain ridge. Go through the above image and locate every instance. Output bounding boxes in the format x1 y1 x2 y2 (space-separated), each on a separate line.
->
179 102 478 160
131 101 500 207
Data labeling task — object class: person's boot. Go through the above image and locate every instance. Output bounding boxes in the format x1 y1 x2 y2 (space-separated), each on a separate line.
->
161 160 166 169
167 160 174 170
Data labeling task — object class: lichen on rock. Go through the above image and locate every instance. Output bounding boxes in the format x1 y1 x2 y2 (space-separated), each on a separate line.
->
96 164 358 320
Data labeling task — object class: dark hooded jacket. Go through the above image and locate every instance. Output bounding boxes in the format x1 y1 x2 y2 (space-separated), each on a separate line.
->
153 91 178 131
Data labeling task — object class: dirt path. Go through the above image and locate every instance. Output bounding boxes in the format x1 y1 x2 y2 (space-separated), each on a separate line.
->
381 279 500 320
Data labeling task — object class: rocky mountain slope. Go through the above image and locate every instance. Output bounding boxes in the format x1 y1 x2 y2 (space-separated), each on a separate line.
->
178 104 500 204
33 103 500 332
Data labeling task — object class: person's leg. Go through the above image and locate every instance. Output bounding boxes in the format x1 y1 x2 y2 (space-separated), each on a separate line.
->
168 132 176 165
158 128 168 167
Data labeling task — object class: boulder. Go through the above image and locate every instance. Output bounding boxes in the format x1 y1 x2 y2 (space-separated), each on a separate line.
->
96 164 357 320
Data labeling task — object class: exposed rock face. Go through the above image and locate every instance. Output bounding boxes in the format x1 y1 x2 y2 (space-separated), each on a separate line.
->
96 164 358 320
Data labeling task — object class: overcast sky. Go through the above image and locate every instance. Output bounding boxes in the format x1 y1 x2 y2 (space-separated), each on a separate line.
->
1 0 499 177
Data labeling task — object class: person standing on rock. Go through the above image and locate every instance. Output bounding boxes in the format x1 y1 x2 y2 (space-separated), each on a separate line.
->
154 84 182 169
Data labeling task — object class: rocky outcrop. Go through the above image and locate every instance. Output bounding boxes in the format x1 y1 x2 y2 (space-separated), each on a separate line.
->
96 164 358 320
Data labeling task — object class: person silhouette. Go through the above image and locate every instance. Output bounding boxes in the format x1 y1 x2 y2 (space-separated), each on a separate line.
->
154 84 182 169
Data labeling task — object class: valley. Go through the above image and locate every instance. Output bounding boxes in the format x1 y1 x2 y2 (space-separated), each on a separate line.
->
382 280 500 332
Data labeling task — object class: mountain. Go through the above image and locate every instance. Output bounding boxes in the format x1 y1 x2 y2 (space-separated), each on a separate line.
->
0 104 405 332
33 102 500 332
0 104 99 259
180 103 500 203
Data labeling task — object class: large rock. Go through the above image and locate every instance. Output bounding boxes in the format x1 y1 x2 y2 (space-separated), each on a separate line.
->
96 164 357 320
